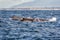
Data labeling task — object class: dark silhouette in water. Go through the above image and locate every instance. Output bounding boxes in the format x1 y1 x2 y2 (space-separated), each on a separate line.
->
11 16 49 22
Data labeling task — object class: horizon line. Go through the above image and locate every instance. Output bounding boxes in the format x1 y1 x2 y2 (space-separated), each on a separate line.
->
0 7 60 10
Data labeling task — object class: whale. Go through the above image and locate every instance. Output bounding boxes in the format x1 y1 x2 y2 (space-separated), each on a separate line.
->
11 16 57 22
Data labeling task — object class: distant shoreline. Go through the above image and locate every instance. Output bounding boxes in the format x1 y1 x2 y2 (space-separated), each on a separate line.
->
0 7 60 10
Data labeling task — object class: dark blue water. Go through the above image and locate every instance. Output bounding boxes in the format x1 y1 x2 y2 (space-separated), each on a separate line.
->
0 10 60 40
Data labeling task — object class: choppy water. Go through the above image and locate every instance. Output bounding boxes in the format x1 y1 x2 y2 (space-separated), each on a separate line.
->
0 10 60 40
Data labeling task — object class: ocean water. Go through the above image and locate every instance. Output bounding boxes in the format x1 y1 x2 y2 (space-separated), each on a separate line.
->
0 10 60 40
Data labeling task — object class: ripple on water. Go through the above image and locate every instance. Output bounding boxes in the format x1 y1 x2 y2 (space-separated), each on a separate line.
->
0 10 60 40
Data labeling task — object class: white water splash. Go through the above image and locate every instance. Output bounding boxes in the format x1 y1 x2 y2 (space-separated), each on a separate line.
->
48 17 57 22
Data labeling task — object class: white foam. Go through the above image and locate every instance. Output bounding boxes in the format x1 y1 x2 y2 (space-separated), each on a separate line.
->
48 17 57 22
27 16 33 19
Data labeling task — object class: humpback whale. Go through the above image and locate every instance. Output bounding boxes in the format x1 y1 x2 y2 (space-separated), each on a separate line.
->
11 16 57 22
